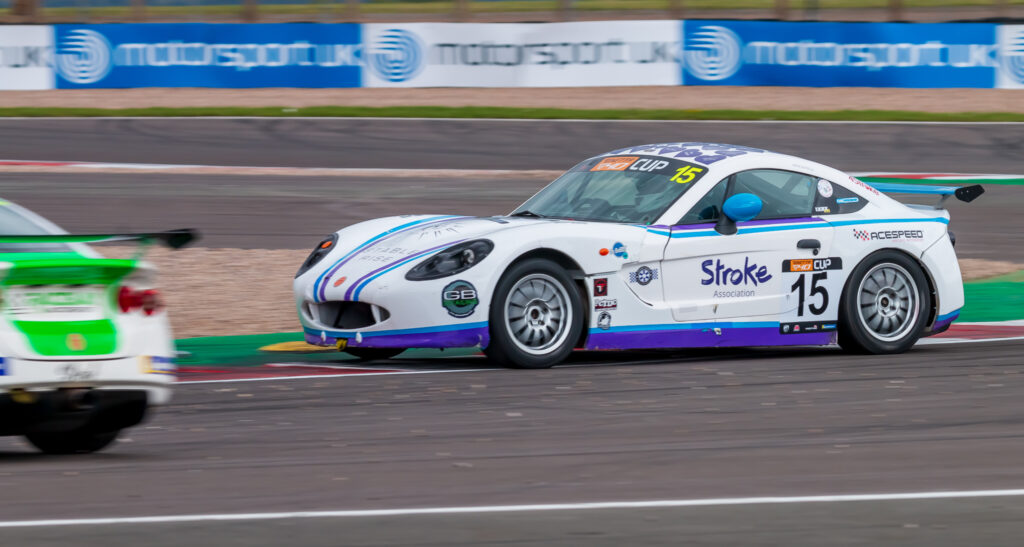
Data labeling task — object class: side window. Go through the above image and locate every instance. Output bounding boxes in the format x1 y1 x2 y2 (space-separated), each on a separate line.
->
730 169 816 220
677 177 729 224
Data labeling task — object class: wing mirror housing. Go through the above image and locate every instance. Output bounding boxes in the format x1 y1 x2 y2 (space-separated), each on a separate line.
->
716 193 763 235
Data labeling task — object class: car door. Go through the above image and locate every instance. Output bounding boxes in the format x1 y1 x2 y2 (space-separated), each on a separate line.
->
661 169 838 327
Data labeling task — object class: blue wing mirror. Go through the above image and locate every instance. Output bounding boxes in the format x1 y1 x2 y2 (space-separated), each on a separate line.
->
717 193 763 235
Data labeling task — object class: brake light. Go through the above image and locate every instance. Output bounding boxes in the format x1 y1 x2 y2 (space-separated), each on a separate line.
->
118 286 163 315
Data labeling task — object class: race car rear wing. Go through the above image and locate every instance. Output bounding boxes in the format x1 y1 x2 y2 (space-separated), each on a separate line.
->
0 228 200 249
867 182 985 208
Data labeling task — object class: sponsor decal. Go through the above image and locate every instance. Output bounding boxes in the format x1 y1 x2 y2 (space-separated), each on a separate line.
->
599 248 609 256
850 176 881 196
592 156 639 171
594 277 608 296
713 289 755 298
627 158 671 172
853 228 924 242
608 143 764 166
817 179 834 198
836 197 859 204
594 298 617 311
66 333 86 351
814 206 831 214
416 222 464 239
629 266 659 286
442 280 479 318
141 355 176 375
612 242 628 259
783 257 843 273
780 321 838 334
701 257 771 286
597 311 612 330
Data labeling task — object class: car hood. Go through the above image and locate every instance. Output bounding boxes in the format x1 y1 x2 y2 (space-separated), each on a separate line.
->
305 215 553 302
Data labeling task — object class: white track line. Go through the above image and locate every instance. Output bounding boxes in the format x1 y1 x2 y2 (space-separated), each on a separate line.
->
177 367 496 385
4 489 1024 528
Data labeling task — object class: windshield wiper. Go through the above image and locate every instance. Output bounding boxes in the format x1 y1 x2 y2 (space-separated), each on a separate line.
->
509 210 545 218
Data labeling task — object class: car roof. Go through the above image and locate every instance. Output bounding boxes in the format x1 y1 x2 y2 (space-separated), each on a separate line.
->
598 142 787 168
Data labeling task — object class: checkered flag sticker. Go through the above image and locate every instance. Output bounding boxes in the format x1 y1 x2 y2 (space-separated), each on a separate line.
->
629 266 659 285
853 229 870 241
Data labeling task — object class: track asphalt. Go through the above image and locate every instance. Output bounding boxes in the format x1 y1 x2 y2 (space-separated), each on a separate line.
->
2 118 1023 545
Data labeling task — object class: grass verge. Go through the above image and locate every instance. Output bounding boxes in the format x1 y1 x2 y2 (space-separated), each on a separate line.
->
3 105 1024 122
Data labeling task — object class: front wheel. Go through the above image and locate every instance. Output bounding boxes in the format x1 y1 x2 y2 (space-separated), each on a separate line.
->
838 250 930 354
25 428 120 455
484 258 584 369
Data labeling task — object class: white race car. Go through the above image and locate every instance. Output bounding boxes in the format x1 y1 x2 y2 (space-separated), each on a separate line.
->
0 200 195 453
294 143 981 369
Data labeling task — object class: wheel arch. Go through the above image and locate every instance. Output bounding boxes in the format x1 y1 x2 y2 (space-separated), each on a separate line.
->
504 248 590 348
845 247 938 328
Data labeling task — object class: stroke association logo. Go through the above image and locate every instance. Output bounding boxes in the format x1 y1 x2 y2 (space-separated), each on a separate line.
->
55 29 112 85
368 28 425 83
684 25 743 81
1003 28 1024 85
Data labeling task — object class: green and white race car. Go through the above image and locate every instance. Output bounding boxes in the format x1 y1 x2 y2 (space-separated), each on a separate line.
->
0 199 195 454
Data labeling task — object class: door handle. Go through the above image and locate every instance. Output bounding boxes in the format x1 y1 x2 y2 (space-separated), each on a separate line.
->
797 239 821 255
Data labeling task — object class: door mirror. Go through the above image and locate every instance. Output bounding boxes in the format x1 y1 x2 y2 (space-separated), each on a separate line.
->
716 193 763 235
722 193 763 222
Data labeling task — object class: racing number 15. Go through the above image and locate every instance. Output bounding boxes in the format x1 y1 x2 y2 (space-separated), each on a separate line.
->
670 166 704 184
791 273 828 317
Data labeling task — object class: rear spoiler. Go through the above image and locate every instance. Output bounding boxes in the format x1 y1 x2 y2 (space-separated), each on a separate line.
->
867 182 985 208
0 228 199 249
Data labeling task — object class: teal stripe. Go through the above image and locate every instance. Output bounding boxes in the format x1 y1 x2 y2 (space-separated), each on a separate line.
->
594 321 779 334
668 217 948 238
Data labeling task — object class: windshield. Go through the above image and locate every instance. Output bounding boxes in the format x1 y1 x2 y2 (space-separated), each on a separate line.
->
512 155 710 225
0 203 71 253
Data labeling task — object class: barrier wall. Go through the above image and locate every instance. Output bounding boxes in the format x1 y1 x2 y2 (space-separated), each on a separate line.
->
2 21 1023 90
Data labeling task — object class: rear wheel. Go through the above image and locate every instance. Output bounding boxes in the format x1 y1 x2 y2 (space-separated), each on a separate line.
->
484 258 583 369
344 348 405 361
838 250 930 354
26 428 119 455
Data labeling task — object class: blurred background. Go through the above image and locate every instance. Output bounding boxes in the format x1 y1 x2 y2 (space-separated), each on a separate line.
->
3 0 1023 24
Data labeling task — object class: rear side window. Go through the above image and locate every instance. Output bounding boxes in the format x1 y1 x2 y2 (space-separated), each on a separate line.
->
0 206 69 253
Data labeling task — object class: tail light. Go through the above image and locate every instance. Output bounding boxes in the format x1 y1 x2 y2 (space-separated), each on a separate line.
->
118 286 163 315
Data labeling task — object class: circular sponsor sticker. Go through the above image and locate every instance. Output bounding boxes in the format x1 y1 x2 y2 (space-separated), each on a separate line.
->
597 311 612 330
817 179 834 198
442 280 479 318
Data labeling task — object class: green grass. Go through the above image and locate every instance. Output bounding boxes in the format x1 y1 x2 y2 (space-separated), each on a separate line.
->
4 105 1024 122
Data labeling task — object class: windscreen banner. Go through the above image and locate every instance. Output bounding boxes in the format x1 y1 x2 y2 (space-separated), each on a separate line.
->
0 26 54 90
681 20 999 88
361 22 682 87
53 23 363 89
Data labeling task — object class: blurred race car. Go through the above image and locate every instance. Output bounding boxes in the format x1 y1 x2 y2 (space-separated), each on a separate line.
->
294 142 981 369
0 199 195 453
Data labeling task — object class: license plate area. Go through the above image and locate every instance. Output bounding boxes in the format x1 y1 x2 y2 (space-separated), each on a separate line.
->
5 286 106 320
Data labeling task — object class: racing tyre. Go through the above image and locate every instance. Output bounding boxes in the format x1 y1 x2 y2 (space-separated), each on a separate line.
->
485 258 583 369
25 429 119 455
344 348 405 361
838 250 930 354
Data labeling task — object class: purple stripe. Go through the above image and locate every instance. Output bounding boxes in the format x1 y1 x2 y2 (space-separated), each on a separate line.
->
929 311 959 334
317 216 469 301
306 327 488 349
586 327 834 350
343 240 466 300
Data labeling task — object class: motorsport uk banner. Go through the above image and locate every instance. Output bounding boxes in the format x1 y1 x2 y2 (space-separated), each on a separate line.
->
1 21 1023 89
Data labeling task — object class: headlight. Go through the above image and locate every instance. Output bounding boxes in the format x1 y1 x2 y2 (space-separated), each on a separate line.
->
295 234 338 278
405 239 494 281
